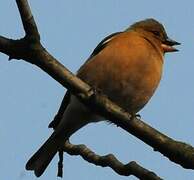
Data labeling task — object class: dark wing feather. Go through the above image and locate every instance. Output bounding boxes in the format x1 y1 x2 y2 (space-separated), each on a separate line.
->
48 91 71 129
88 32 122 59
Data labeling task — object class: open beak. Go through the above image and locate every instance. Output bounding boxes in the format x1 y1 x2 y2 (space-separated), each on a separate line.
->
162 37 181 53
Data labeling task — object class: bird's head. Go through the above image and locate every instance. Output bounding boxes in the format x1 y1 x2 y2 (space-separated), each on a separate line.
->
129 18 180 53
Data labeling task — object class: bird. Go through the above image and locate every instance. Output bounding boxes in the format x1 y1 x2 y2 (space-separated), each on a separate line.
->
26 18 180 177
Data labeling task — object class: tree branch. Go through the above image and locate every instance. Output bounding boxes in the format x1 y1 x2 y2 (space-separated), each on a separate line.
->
0 0 194 178
16 0 40 39
64 140 163 180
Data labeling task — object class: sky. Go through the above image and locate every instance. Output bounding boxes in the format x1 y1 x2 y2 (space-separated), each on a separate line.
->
0 0 194 179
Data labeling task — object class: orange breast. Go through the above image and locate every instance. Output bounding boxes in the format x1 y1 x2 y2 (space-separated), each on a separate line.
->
78 32 163 113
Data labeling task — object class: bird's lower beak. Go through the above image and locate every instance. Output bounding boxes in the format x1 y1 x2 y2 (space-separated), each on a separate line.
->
162 37 181 53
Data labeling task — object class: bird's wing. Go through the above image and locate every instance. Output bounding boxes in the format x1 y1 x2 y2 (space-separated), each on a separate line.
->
48 91 71 129
88 32 122 59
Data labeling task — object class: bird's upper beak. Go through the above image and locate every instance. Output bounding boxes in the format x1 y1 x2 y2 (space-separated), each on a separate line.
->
161 37 181 53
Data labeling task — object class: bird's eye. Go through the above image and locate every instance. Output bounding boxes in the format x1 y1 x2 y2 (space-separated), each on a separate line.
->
151 31 160 36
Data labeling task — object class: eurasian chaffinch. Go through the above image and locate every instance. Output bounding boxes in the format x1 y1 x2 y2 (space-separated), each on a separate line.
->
26 18 180 177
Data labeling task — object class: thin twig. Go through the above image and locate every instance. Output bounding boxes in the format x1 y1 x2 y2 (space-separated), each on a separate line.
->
16 0 40 39
57 150 64 177
64 141 163 180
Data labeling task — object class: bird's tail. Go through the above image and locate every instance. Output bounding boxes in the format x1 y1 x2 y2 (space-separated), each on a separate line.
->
26 133 61 177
